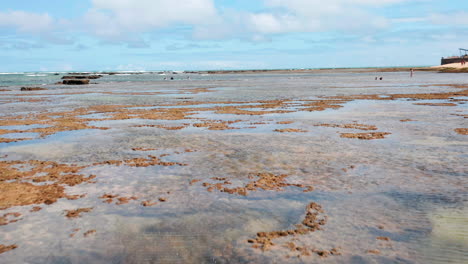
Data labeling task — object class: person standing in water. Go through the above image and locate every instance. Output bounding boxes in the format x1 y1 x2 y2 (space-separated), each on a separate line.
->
410 68 414 78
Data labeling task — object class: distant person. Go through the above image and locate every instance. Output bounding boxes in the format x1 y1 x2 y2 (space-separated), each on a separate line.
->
375 77 378 80
410 68 414 78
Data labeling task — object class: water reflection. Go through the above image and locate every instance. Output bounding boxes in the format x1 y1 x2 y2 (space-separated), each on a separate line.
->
0 71 467 263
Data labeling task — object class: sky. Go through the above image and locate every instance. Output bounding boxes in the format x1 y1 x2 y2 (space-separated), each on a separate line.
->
0 0 467 72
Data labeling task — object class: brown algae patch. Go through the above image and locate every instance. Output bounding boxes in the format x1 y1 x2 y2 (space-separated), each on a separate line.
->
0 244 17 254
274 129 308 133
454 128 468 135
283 242 341 258
64 208 93 219
132 124 187 130
302 100 348 112
116 196 138 205
30 206 42 212
0 94 389 144
451 114 468 118
0 182 67 210
413 103 457 106
199 173 313 196
276 121 294 124
248 202 327 252
341 165 356 173
0 138 34 143
184 149 197 153
177 87 214 94
131 147 157 151
95 155 186 167
69 228 80 238
315 123 377 130
419 83 468 89
83 230 96 237
99 194 137 205
400 119 415 122
376 236 391 241
99 194 118 204
0 212 22 226
0 129 20 136
367 249 381 254
193 120 242 130
141 200 157 207
3 98 49 104
340 132 391 140
0 160 94 210
148 124 186 130
102 91 162 96
325 88 468 101
189 179 202 185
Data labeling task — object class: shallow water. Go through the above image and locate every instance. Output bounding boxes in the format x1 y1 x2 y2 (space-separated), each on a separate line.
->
0 71 467 263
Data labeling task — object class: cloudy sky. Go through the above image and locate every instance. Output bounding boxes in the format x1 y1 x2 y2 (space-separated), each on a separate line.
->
0 0 467 71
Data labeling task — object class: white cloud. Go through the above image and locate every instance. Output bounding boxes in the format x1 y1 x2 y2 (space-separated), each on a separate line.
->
391 17 427 23
148 60 268 70
250 0 398 34
85 0 219 39
0 0 463 47
430 12 468 26
0 11 53 33
248 13 304 34
193 0 406 41
0 10 75 46
265 0 412 9
79 0 406 42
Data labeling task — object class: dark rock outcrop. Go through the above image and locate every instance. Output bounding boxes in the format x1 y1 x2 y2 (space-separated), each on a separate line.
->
62 79 90 85
20 87 47 91
62 75 102 80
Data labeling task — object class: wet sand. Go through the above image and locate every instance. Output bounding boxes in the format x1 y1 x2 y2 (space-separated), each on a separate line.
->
0 70 467 263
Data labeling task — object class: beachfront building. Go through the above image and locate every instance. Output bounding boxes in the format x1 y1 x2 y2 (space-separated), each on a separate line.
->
441 48 468 65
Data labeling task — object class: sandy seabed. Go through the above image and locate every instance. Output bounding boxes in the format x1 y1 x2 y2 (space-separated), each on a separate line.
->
0 70 467 263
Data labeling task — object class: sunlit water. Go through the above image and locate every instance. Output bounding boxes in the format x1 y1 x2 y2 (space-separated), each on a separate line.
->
0 71 467 263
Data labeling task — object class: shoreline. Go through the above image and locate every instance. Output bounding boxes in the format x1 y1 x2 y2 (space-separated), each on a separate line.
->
2 65 468 76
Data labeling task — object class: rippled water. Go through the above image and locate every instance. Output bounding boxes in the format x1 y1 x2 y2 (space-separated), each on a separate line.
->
0 71 467 263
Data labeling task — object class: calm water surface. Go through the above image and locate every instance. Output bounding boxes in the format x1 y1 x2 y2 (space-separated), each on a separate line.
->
0 71 466 263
